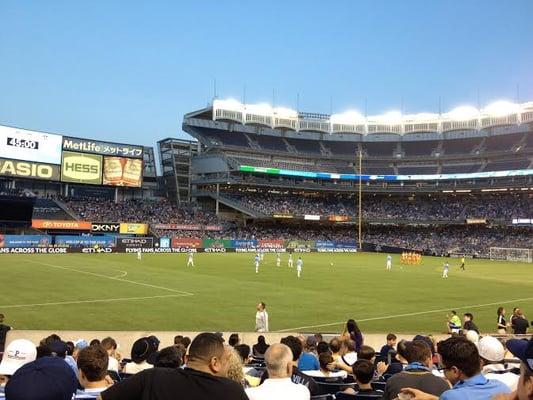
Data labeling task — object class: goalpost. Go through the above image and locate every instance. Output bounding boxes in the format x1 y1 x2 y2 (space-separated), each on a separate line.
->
489 247 532 263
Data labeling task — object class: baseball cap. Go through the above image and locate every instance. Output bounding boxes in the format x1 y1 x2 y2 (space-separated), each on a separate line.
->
465 330 479 345
478 336 505 362
506 338 533 372
48 340 68 358
5 356 78 400
306 336 317 347
0 339 37 376
74 339 88 349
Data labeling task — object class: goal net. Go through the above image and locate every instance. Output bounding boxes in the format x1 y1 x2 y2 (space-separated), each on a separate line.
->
489 247 532 263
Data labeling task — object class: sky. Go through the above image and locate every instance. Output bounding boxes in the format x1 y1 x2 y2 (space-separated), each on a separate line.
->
1 0 532 148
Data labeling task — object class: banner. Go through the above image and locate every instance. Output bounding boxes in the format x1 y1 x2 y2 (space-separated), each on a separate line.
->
205 225 223 231
103 157 143 187
62 137 144 158
466 218 487 224
232 239 258 249
304 215 320 221
116 237 153 249
159 237 171 248
328 215 349 222
91 223 120 233
32 219 91 230
284 240 316 250
258 239 285 249
55 235 116 248
0 247 68 254
153 223 202 231
61 151 103 185
0 158 61 181
316 240 357 249
202 239 232 249
119 223 148 235
273 214 293 219
172 238 202 248
0 125 62 164
0 235 52 248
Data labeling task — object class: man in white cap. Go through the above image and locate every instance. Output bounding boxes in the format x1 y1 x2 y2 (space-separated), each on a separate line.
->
0 339 37 390
478 335 519 391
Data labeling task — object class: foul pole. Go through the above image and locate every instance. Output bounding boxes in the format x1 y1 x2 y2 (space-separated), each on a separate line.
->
358 149 363 250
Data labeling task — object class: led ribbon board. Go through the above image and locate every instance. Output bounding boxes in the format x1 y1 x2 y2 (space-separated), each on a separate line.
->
239 165 533 181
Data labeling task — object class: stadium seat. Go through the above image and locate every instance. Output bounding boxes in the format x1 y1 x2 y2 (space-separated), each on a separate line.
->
311 395 335 400
371 381 386 391
336 392 384 400
107 370 120 382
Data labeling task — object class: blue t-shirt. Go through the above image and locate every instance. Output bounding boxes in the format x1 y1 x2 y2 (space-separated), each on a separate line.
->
297 352 319 371
440 374 510 400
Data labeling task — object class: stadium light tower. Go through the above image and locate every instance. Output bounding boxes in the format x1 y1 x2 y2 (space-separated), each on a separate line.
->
358 148 363 250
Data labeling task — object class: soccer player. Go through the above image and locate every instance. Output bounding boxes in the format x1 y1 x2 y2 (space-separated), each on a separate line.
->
259 249 264 261
460 256 465 271
255 302 269 332
137 249 142 261
276 252 281 267
288 253 293 268
296 256 303 278
386 254 392 270
442 260 449 278
254 253 260 274
187 249 194 267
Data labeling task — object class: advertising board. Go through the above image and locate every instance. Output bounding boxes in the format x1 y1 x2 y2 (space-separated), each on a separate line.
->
62 137 143 158
32 219 92 230
171 238 202 248
152 224 202 231
232 239 258 249
0 125 62 164
103 157 143 187
91 223 120 233
0 235 52 248
116 237 153 249
119 223 148 235
61 151 103 185
0 158 61 181
55 236 116 248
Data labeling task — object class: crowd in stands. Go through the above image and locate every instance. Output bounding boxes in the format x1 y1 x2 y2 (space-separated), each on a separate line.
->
226 192 533 221
0 312 532 400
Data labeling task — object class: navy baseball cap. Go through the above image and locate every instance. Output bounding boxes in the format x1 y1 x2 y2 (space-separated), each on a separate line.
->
5 356 78 400
506 338 533 372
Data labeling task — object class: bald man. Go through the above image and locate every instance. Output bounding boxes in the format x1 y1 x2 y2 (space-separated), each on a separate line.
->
246 343 310 400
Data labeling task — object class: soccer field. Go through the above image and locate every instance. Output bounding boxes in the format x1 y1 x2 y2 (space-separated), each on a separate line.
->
1 252 532 334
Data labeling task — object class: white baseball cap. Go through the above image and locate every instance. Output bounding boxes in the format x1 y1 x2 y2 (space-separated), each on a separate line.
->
0 339 37 375
478 336 505 362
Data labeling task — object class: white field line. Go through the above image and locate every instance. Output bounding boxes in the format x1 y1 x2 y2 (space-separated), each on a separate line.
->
275 296 533 332
24 259 194 296
111 270 128 278
0 294 188 309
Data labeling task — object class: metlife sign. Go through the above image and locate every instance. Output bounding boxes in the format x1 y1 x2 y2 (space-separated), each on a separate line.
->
63 137 144 159
0 125 62 164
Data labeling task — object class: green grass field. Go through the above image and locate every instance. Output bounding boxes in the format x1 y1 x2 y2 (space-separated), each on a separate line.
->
1 252 532 334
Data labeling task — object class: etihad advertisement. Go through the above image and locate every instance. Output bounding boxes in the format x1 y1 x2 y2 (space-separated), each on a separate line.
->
0 125 62 164
61 151 103 184
0 158 61 181
103 157 143 187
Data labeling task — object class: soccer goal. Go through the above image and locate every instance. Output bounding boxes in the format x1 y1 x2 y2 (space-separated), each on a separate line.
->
489 247 532 263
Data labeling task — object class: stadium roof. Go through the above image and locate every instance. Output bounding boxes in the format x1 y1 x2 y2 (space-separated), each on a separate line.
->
211 99 533 135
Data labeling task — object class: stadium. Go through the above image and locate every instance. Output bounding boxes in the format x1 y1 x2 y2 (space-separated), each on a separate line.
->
1 3 533 399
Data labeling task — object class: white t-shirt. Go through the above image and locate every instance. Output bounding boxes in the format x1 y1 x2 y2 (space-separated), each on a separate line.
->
303 370 348 379
123 360 153 374
255 310 269 332
246 377 310 400
107 356 119 372
75 387 108 399
482 364 519 391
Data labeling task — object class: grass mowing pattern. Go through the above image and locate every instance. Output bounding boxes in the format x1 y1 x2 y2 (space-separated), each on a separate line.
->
1 252 532 333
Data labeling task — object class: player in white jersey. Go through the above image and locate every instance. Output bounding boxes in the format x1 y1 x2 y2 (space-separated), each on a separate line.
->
442 261 449 278
296 256 303 278
386 254 392 270
254 254 260 273
137 250 142 261
187 249 194 267
259 249 264 261
288 253 293 268
276 253 281 267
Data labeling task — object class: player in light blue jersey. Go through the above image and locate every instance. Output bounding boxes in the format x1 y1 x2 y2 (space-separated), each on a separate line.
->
442 261 449 278
254 253 260 273
386 254 392 270
288 253 293 268
187 249 194 267
276 252 281 267
296 256 303 278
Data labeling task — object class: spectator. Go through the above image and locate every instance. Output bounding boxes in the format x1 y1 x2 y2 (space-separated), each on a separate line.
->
154 346 184 369
246 343 310 400
90 339 101 347
260 336 319 396
357 345 377 362
226 348 247 388
498 307 508 334
338 339 358 368
379 339 409 377
383 340 450 400
304 351 347 379
316 341 329 355
123 337 154 374
101 337 119 372
329 337 343 362
229 333 240 347
76 345 111 398
344 359 385 397
343 319 363 352
447 311 462 333
100 332 248 400
297 336 320 371
0 314 11 354
401 336 511 400
253 336 269 358
512 309 529 335
5 356 78 400
502 337 533 400
463 313 479 334
235 344 251 366
379 333 397 361
0 339 37 386
478 336 519 391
